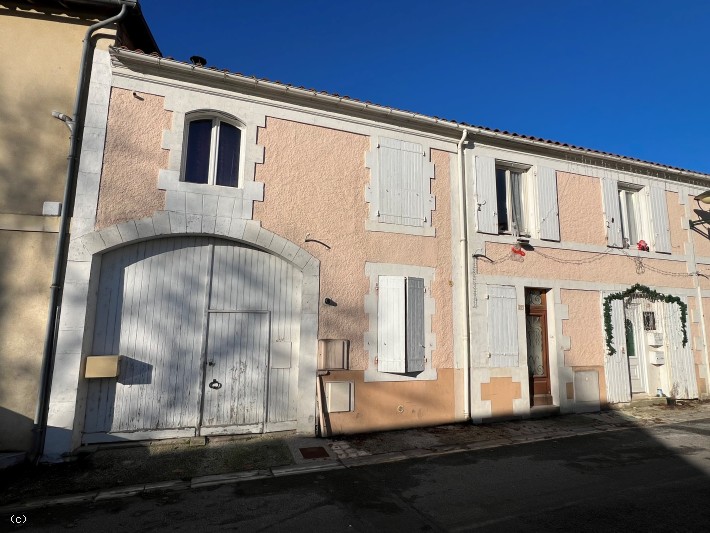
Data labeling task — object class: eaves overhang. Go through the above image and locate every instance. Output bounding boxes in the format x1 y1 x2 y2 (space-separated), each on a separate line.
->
111 47 710 186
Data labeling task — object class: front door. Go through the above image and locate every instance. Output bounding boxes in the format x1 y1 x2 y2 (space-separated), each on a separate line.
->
526 289 552 406
201 312 270 435
625 302 647 394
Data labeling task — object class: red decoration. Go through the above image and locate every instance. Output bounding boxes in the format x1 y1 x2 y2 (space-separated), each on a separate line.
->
512 245 526 257
637 240 649 251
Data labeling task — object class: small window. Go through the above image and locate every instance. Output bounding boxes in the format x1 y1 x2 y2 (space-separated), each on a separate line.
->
495 165 530 236
183 114 242 187
377 275 425 374
618 186 644 248
643 311 656 331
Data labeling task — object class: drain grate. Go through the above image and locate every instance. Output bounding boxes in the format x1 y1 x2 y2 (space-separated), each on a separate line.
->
299 446 330 459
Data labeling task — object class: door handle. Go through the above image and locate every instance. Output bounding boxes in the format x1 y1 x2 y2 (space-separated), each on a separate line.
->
208 379 222 390
208 361 215 366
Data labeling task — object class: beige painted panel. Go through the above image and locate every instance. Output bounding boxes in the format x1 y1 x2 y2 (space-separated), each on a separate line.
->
478 243 694 289
322 368 456 434
95 88 169 229
0 230 56 451
253 118 455 370
561 289 604 367
0 11 113 215
557 172 606 246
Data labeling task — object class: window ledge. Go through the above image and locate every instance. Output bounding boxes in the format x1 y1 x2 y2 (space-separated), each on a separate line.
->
364 368 438 383
365 219 435 237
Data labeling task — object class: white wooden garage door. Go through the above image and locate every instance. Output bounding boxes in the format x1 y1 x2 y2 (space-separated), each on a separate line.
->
83 237 302 443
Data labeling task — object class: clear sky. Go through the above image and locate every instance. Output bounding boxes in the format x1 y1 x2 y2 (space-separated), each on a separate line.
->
141 0 710 174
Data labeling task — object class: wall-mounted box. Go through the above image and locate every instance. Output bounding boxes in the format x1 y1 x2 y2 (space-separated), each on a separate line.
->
318 339 349 370
325 381 354 412
85 355 121 378
646 332 664 347
649 350 665 365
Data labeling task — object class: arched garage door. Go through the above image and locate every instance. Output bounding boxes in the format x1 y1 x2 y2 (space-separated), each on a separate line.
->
83 237 302 443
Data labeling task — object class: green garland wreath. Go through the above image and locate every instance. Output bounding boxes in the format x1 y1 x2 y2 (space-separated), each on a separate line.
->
603 283 688 356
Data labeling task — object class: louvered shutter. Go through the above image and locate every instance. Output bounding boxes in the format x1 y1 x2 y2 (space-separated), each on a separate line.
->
405 277 425 372
649 186 671 253
536 166 560 241
378 276 406 373
602 177 623 247
604 297 631 403
475 155 498 234
487 285 519 367
378 138 425 227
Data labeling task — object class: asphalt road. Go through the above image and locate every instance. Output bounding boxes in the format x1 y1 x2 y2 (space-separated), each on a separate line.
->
7 418 710 532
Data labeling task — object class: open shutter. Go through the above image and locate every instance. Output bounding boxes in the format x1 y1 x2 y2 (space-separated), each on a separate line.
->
487 285 519 367
649 186 671 253
602 177 623 247
378 138 425 227
536 166 560 241
405 277 425 372
378 276 405 373
604 296 631 403
475 155 498 234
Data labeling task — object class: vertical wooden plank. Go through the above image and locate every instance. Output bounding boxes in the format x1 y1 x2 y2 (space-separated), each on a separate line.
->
475 155 498 234
602 177 623 247
649 186 671 253
604 297 631 403
405 277 426 372
536 166 561 241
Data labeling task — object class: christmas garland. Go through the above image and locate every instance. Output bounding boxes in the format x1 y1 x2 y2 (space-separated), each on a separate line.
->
603 283 688 356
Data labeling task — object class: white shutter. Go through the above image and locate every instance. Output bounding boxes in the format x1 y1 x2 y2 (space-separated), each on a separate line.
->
602 177 623 247
487 285 519 367
649 186 671 253
604 296 631 403
378 275 405 373
536 166 560 241
405 277 425 372
400 141 425 227
475 155 498 234
378 138 425 227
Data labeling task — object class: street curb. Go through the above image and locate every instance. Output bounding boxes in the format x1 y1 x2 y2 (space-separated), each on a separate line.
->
2 412 708 512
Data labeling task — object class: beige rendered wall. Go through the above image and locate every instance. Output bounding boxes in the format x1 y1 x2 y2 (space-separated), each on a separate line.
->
95 88 169 229
0 231 57 450
253 118 456 431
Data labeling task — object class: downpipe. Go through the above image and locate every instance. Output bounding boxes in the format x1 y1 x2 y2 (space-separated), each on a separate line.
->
32 2 134 464
457 129 471 421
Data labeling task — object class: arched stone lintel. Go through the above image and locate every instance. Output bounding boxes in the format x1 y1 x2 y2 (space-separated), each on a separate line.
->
75 211 319 275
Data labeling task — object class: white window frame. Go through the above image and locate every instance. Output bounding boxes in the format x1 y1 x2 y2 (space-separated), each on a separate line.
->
181 111 246 188
495 162 532 237
617 184 648 249
364 262 437 382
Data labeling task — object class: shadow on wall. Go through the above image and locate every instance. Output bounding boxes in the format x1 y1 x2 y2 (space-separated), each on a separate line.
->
0 407 34 452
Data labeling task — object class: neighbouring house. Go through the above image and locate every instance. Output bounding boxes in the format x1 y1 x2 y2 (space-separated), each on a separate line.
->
0 0 158 456
34 25 710 461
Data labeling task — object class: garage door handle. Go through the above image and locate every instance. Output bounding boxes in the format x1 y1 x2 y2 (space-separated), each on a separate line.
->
209 379 222 390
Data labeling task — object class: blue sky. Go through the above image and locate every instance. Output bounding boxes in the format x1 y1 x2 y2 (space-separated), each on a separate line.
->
141 1 710 173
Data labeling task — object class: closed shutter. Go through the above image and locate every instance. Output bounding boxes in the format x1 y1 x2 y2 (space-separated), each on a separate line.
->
378 138 425 227
378 275 406 373
604 296 631 403
487 285 519 367
602 177 623 247
406 277 425 372
649 186 671 253
536 166 560 241
475 155 498 234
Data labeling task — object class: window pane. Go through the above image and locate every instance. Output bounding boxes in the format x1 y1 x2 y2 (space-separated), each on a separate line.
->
184 119 212 184
215 122 240 187
510 171 525 235
625 191 638 244
496 169 508 232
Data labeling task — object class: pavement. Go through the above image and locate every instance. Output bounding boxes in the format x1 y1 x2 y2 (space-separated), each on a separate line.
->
2 398 709 514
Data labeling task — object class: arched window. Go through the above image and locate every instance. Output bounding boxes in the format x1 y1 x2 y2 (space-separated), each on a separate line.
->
182 112 243 187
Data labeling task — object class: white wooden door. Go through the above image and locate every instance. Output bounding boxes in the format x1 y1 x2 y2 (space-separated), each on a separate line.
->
627 304 647 394
201 312 270 435
604 297 632 403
